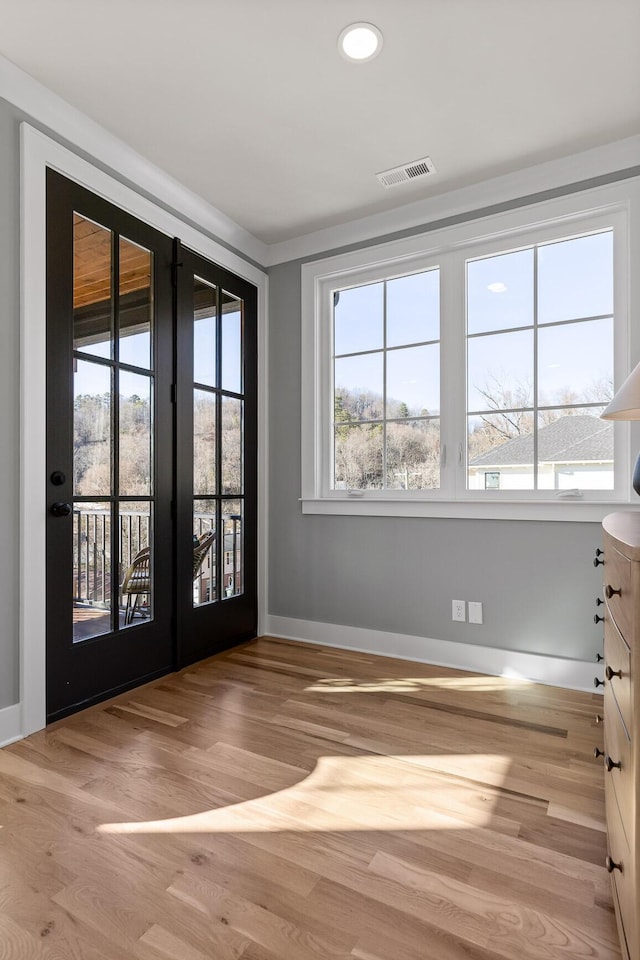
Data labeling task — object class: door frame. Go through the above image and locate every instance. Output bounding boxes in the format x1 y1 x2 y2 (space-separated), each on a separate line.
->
20 124 269 737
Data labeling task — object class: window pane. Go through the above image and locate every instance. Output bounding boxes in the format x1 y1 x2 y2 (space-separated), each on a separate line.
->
119 237 152 369
538 232 613 324
119 371 152 496
386 419 440 489
222 502 243 599
537 408 613 490
73 502 112 642
221 292 242 393
221 397 243 494
467 413 534 490
467 329 533 412
73 214 113 360
334 282 383 356
334 353 383 421
386 344 439 417
538 318 613 407
194 276 217 387
387 270 439 347
74 360 112 496
193 503 216 607
119 501 152 628
467 249 533 334
194 390 217 496
334 423 383 489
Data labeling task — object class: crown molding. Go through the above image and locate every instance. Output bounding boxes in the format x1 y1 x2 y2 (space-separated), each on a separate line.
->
0 53 269 266
265 137 640 266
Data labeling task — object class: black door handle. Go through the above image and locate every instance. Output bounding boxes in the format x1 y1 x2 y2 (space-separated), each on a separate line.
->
50 502 72 517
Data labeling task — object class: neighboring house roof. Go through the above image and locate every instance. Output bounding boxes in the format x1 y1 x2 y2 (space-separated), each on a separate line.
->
469 414 613 468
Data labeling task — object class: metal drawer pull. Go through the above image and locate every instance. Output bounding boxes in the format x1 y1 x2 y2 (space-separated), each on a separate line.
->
605 856 622 873
595 653 603 662
594 747 605 759
605 755 622 772
594 614 604 624
594 549 604 567
605 584 622 599
605 665 622 680
594 677 605 688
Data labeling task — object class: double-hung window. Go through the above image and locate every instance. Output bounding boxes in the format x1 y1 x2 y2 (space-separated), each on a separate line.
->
301 182 637 520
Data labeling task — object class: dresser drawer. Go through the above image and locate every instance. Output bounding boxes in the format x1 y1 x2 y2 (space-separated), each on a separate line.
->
604 616 632 737
603 544 633 642
606 775 636 960
603 691 633 847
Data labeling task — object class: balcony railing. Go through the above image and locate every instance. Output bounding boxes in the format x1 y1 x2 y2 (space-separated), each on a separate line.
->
73 507 241 609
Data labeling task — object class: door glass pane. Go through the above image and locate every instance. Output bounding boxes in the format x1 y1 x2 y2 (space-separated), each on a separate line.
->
386 419 440 490
467 249 533 335
73 502 112 642
119 237 153 369
74 359 112 496
119 501 152 628
193 501 216 606
73 214 113 360
387 270 439 347
119 371 153 496
334 281 384 356
221 397 243 494
537 408 613 491
194 276 217 387
386 344 439 417
538 232 613 325
467 413 534 490
194 390 216 495
222 501 242 598
221 291 243 393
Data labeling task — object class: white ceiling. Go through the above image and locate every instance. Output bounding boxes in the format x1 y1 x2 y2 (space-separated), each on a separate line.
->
1 0 639 245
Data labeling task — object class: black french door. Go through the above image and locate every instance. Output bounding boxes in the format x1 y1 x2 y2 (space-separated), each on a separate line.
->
175 245 258 665
46 171 257 720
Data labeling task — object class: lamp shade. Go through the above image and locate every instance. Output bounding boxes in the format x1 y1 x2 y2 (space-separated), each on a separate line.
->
601 361 640 420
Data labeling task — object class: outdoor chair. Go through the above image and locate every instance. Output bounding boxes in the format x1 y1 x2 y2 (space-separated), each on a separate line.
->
120 547 151 625
120 530 216 625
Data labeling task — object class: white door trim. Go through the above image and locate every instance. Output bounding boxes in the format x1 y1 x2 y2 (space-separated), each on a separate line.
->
20 123 269 737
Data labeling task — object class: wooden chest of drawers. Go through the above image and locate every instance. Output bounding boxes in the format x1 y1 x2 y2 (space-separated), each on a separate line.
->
602 512 640 960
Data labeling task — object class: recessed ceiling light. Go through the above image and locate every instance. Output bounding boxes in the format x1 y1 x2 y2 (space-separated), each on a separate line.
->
487 282 507 293
338 23 383 62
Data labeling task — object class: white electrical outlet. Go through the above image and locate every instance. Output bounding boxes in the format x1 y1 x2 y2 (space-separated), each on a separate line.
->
468 601 483 624
452 599 466 622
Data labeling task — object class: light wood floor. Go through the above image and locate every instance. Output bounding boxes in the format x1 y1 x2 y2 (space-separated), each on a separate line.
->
0 637 620 960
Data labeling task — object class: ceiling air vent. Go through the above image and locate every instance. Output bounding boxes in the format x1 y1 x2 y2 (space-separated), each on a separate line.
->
376 156 436 189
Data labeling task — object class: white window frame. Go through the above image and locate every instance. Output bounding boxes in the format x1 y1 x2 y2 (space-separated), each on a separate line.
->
301 180 640 521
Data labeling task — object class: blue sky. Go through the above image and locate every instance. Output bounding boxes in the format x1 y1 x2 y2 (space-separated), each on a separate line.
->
334 230 613 417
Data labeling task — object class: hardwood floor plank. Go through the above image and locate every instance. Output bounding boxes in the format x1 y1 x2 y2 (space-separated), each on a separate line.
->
0 636 619 960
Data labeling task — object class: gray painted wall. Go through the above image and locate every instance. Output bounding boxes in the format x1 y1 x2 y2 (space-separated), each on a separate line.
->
0 93 625 712
268 257 605 661
0 100 20 706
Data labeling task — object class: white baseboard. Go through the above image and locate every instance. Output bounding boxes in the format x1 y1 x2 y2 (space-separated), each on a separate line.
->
264 616 600 693
0 703 22 748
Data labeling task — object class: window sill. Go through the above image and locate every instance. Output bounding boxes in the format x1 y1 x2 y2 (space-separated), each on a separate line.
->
300 497 637 522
